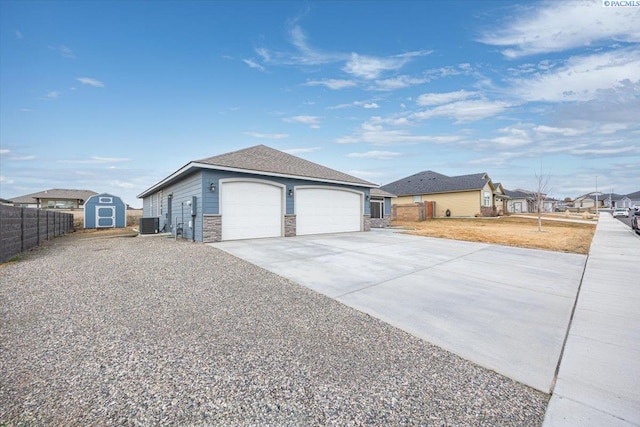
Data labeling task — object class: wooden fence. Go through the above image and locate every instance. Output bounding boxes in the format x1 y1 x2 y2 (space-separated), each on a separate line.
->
0 205 74 263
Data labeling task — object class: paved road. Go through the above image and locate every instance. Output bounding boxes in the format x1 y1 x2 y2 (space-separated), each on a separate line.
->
212 230 586 394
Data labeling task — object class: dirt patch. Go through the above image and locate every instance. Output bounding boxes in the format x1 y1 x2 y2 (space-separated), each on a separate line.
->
393 216 596 254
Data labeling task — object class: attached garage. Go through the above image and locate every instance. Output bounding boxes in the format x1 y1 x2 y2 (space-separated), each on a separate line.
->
220 180 284 241
137 145 378 242
296 187 362 235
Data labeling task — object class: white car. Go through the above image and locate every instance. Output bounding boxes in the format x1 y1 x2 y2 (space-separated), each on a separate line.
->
612 208 629 217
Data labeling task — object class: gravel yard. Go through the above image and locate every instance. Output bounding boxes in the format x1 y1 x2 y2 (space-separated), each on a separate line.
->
1 235 548 426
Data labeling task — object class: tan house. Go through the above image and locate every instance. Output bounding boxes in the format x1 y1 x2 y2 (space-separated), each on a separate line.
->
381 170 503 218
9 189 97 209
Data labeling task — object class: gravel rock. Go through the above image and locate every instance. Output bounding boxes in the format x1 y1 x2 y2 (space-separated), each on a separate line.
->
1 235 548 425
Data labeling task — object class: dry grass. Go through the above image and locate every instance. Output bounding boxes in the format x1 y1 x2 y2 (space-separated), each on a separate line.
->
393 216 596 254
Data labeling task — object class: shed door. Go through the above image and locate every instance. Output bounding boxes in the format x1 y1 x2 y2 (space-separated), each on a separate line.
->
96 206 116 228
296 188 362 235
221 181 283 241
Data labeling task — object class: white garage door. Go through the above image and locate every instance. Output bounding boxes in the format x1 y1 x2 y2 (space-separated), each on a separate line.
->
296 188 362 235
221 181 283 241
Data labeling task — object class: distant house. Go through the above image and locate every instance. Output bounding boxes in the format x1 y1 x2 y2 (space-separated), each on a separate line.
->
380 170 503 218
10 189 97 209
607 191 640 209
504 189 558 213
573 192 605 210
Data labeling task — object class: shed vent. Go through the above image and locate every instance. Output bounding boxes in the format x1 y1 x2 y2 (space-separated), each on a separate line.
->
139 217 159 234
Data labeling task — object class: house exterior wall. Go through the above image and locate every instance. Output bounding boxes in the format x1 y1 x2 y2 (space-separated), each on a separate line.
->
393 191 482 217
142 171 204 240
142 169 371 242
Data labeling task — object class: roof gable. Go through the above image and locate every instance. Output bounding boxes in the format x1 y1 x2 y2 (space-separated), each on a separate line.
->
380 170 490 196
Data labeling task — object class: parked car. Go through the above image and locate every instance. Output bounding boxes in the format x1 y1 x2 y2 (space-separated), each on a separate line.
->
612 208 629 217
632 210 640 235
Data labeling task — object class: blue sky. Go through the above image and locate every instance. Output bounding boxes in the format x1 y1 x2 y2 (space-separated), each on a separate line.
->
1 0 639 208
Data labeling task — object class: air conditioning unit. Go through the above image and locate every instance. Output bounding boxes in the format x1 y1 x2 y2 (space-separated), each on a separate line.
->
139 217 159 234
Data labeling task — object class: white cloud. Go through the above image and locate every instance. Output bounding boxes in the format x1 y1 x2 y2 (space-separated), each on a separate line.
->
110 180 135 189
19 108 33 112
373 75 430 91
282 147 321 154
479 1 640 58
343 51 430 80
15 30 23 39
43 91 61 100
416 90 477 106
0 149 10 155
533 125 586 137
282 115 321 129
363 103 379 109
243 58 265 72
347 150 402 160
488 126 532 147
0 175 15 185
77 77 105 88
244 131 289 139
412 99 510 123
59 156 132 164
305 79 357 90
49 45 75 59
511 49 640 103
337 120 463 145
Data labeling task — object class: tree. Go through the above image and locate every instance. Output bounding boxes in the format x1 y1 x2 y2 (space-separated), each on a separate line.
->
534 170 551 232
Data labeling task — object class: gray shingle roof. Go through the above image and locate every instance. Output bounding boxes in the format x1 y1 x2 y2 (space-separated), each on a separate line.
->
9 189 97 204
195 145 375 186
380 170 490 196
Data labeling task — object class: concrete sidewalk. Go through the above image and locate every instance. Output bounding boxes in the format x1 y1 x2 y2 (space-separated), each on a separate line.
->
543 213 640 426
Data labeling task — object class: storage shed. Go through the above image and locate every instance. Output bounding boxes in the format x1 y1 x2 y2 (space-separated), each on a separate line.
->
84 193 126 228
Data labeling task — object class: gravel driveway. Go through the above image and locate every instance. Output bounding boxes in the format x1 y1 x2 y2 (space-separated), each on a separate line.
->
1 235 547 426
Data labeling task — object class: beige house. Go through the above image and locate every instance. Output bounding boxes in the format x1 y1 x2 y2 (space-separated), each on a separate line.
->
9 189 97 209
381 170 503 218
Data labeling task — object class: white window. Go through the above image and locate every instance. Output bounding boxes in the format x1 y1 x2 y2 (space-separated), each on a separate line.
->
483 191 491 207
413 195 421 203
99 197 113 204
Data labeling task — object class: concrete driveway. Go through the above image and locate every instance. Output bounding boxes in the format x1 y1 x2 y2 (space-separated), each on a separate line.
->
211 229 586 393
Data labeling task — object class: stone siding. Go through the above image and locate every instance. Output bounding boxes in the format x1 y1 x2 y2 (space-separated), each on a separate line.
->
203 214 222 243
370 217 391 228
363 215 371 232
284 215 296 237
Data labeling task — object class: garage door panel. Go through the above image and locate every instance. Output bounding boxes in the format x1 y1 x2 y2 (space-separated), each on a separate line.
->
297 188 361 235
221 181 283 241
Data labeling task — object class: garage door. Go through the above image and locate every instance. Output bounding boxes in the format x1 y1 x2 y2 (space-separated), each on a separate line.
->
296 188 362 235
221 181 283 241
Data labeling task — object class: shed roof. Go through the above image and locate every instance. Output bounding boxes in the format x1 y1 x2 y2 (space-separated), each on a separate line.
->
138 145 376 198
9 189 97 204
380 170 490 196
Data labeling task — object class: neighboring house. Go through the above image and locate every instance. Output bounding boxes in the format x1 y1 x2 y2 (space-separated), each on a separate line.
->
9 189 97 209
627 190 640 208
380 170 499 218
137 145 378 242
608 191 640 209
574 192 605 210
369 188 395 228
0 197 13 206
504 189 558 213
493 182 510 216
